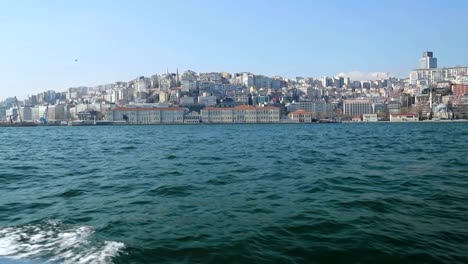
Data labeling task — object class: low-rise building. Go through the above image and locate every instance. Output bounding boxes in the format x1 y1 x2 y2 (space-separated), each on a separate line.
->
106 107 184 124
452 104 468 119
288 110 312 123
390 113 419 122
201 105 280 123
362 114 378 122
184 112 201 124
0 106 6 121
5 108 18 122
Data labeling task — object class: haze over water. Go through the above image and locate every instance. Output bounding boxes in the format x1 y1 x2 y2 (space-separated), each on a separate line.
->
0 123 467 263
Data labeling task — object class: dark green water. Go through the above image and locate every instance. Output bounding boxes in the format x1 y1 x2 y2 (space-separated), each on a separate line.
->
1 123 467 263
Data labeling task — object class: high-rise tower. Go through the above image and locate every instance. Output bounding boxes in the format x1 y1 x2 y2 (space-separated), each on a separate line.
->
418 51 437 69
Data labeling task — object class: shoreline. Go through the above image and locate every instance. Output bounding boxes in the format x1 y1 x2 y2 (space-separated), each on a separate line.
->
1 119 467 127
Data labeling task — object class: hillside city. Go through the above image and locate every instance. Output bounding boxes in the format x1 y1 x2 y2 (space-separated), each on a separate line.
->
1 51 468 125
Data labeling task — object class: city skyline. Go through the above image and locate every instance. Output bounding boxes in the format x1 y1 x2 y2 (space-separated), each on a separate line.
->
1 0 468 100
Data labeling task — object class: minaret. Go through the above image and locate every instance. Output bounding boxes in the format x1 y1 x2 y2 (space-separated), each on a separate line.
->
176 67 180 87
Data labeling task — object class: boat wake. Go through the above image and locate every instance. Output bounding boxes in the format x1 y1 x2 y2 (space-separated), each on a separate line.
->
0 220 125 264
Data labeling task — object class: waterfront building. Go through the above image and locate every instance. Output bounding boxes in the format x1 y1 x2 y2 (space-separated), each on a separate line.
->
362 114 378 122
432 104 453 120
19 107 33 121
77 110 100 121
298 100 334 118
107 107 184 124
452 104 468 119
5 108 18 122
31 106 48 122
0 106 6 121
201 105 280 123
389 113 419 122
183 112 201 124
343 99 373 117
288 110 312 123
48 104 68 122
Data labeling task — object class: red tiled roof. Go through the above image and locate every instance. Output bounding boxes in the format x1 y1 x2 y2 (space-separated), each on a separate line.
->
111 107 183 111
203 105 279 111
390 113 418 116
289 110 312 115
233 105 256 110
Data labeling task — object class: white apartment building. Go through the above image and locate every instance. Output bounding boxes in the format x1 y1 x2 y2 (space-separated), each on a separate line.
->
179 96 195 105
20 107 33 121
298 100 334 118
32 106 48 122
48 105 68 121
198 95 217 106
410 67 468 86
5 108 18 121
343 99 374 117
201 105 280 123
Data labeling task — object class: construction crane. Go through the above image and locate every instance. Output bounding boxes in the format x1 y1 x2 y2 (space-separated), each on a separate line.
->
14 96 23 126
39 104 49 125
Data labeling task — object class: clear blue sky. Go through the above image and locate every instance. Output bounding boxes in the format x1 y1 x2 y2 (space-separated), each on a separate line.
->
1 0 467 100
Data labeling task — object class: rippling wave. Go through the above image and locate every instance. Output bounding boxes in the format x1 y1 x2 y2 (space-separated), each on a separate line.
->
0 221 124 263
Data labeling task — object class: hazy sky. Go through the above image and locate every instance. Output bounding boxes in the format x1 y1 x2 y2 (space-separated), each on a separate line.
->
1 0 467 100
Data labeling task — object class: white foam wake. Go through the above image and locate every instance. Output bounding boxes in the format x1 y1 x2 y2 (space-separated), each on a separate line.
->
0 221 125 264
